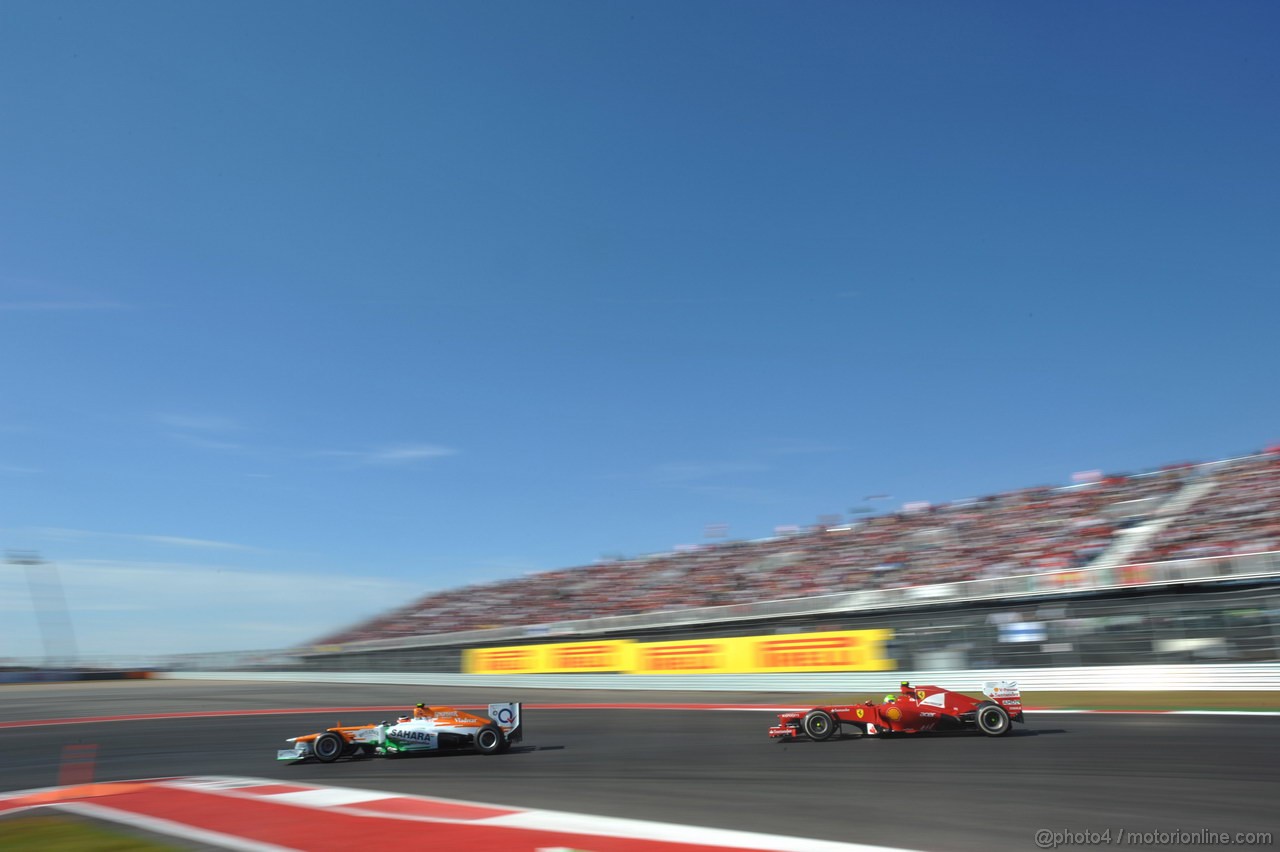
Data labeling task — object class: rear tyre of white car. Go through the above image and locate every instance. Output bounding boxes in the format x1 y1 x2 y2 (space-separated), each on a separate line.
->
474 724 504 755
975 702 1011 736
313 732 345 763
802 710 837 741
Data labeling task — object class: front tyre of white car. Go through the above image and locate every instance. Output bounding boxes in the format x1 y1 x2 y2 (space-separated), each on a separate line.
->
313 732 345 762
975 702 1011 736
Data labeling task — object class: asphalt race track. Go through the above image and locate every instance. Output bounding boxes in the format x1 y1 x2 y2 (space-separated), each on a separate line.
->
1 681 1277 851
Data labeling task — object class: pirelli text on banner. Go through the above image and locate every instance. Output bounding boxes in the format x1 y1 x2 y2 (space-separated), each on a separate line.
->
746 630 895 673
539 641 632 673
633 640 733 674
463 645 543 675
464 640 633 674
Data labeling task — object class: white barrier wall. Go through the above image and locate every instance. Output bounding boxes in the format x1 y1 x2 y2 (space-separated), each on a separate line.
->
157 663 1280 691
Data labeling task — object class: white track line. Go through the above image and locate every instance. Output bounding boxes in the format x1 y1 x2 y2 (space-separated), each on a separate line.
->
264 788 391 807
488 809 919 852
52 801 297 852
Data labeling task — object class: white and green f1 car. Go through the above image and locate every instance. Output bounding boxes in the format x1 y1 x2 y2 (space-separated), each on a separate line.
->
276 702 523 763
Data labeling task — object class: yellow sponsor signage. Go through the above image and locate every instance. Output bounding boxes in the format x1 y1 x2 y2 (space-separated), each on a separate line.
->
540 641 632 673
464 640 633 674
464 629 893 675
464 645 543 675
743 629 895 673
633 639 735 674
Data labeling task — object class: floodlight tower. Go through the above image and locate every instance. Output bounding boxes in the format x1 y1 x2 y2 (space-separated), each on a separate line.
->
6 550 79 669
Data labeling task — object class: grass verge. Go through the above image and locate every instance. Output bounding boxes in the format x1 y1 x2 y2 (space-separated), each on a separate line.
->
0 814 184 851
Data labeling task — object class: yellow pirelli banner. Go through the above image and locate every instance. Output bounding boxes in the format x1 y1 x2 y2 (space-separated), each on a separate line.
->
740 629 895 673
539 640 634 673
464 640 634 674
464 629 894 675
631 630 894 674
464 645 543 674
631 639 736 674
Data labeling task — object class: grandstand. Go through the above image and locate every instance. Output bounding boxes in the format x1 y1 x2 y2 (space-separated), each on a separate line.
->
314 447 1280 649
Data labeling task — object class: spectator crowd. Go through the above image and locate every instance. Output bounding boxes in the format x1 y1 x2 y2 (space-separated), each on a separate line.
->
318 448 1280 647
1133 453 1280 562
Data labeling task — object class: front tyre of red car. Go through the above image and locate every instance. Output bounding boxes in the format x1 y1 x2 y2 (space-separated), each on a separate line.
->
802 710 837 741
975 702 1011 736
313 732 345 763
474 724 504 755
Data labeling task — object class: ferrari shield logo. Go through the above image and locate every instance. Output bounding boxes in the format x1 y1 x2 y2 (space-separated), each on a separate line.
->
856 708 864 719
917 690 927 700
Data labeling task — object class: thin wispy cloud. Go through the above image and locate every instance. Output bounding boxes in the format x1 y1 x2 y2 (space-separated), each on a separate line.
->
157 413 456 469
158 412 246 453
0 300 125 311
0 277 126 312
158 413 241 432
764 440 842 456
0 464 41 475
318 443 458 467
651 461 770 484
644 460 777 504
686 484 777 504
167 433 244 452
133 534 255 551
25 527 259 552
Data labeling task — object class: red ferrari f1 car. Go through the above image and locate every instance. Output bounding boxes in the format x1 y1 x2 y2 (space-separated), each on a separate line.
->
768 680 1023 740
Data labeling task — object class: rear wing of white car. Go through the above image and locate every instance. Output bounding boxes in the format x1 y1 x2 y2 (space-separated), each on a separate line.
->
488 702 523 743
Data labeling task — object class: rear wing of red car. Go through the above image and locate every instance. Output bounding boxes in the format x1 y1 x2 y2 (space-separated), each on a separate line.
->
982 680 1023 717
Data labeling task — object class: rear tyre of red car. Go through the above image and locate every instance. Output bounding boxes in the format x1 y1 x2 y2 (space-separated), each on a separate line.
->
474 724 504 755
802 710 837 741
313 732 345 763
975 702 1011 736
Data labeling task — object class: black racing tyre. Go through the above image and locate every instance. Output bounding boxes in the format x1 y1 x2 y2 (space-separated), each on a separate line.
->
802 710 837 741
313 732 345 763
975 701 1011 737
474 724 504 755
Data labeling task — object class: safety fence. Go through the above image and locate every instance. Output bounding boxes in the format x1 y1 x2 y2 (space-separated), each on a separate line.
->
156 662 1280 691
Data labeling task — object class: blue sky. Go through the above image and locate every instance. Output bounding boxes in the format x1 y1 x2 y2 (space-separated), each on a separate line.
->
2 1 1277 658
